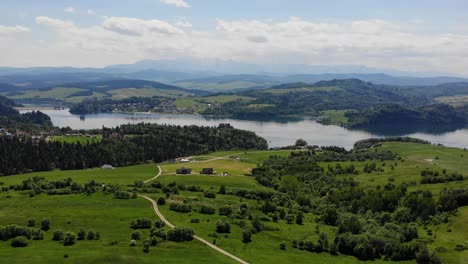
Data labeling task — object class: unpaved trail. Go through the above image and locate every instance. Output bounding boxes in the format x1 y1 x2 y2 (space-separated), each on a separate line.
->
139 165 250 264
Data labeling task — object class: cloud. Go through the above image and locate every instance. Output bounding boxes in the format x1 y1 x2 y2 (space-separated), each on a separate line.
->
87 9 95 15
160 0 189 8
6 16 468 76
0 25 31 35
102 17 184 36
35 16 74 29
65 6 76 13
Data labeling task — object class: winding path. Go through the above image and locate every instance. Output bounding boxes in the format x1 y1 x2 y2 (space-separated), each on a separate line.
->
139 165 249 264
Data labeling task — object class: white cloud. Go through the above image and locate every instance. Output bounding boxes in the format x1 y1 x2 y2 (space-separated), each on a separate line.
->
87 9 95 15
65 6 76 13
35 16 74 29
4 16 468 76
102 17 184 36
160 0 189 8
0 25 31 35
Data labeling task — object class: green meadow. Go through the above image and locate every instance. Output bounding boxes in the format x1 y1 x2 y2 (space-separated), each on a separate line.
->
0 143 467 263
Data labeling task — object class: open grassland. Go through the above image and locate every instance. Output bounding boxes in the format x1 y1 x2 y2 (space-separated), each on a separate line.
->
1 144 467 263
320 109 350 124
435 95 468 107
50 135 103 144
174 81 274 92
0 163 157 186
0 193 236 264
7 87 85 100
108 88 191 100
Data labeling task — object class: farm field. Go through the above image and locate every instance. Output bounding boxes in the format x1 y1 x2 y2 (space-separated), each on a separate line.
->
0 143 467 263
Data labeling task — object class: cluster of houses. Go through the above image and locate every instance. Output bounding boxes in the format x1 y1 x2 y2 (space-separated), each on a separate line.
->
0 128 55 141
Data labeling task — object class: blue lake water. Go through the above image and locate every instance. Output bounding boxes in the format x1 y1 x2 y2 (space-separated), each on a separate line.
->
21 109 468 149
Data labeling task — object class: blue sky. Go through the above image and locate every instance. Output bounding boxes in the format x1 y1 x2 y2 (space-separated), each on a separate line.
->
1 0 468 75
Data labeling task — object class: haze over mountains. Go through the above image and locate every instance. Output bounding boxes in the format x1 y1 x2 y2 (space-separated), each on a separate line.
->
1 59 468 92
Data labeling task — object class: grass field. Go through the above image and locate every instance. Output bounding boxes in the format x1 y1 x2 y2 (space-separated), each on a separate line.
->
50 135 103 144
1 144 467 263
262 86 342 95
435 95 468 107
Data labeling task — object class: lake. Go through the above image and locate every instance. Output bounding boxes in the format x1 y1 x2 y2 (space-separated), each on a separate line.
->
21 109 468 149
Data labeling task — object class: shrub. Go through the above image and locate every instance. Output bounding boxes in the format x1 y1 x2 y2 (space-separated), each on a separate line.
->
167 227 194 242
169 203 191 213
129 239 137 247
63 232 76 246
77 229 87 240
31 228 44 240
216 221 231 233
114 191 131 199
130 218 153 229
11 236 28 247
40 218 50 231
200 205 216 215
157 197 166 205
191 219 200 223
242 230 252 243
204 190 216 199
27 218 36 227
87 229 96 240
53 229 64 241
131 231 142 240
219 206 233 216
155 220 165 228
280 242 286 250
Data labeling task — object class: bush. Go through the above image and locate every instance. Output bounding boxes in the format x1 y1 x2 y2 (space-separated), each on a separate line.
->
200 205 216 215
129 239 137 247
150 228 167 240
216 221 231 233
167 227 194 242
157 197 166 205
280 242 286 250
131 231 142 240
114 191 131 199
87 229 96 240
130 218 153 229
53 229 64 241
11 236 28 247
169 203 191 213
242 230 252 243
40 218 50 231
204 190 217 199
31 228 44 240
77 229 87 240
191 219 200 223
219 206 233 216
27 218 36 227
63 232 76 246
155 220 165 228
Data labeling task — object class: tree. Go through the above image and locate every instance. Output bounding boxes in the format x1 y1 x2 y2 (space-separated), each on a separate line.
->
251 217 264 233
295 139 308 147
131 231 142 240
219 206 233 216
296 212 304 225
63 232 76 246
87 229 96 240
219 184 227 194
155 220 165 228
216 221 231 233
77 229 87 240
323 207 338 226
242 230 252 243
40 218 50 231
27 218 36 227
11 236 28 247
167 227 194 242
53 229 64 241
280 242 286 250
200 204 216 215
157 197 166 205
143 240 151 253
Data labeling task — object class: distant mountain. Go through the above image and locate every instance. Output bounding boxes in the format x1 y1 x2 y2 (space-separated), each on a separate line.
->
1 80 207 105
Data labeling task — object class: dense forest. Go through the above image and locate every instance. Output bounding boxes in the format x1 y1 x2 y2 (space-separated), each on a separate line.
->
251 146 465 262
0 95 52 131
0 123 267 176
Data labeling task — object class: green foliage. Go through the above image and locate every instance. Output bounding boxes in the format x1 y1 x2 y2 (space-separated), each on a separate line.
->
52 229 64 241
63 232 76 246
215 221 231 233
167 227 194 242
200 204 216 215
130 218 153 229
10 236 28 247
169 203 191 213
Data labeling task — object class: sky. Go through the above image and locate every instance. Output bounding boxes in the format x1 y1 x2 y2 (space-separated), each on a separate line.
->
1 0 468 76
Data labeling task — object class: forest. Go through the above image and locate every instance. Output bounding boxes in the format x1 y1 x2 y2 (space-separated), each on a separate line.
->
251 147 466 262
0 123 267 176
0 95 52 131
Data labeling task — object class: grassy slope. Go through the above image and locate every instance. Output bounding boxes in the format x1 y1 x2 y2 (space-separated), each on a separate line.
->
0 146 467 263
